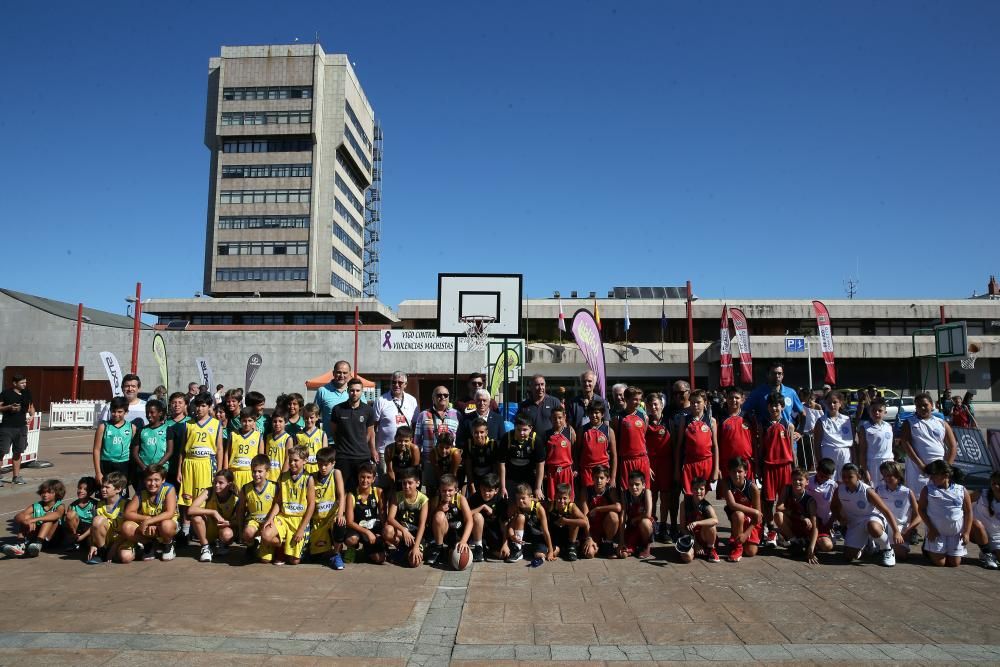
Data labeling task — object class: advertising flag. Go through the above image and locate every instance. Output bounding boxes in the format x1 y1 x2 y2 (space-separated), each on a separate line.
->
571 309 607 400
152 334 168 393
245 354 263 393
594 298 602 331
558 299 566 332
660 301 668 332
729 307 753 384
195 358 213 393
719 305 734 388
488 347 520 399
812 300 837 385
624 298 631 333
99 351 124 397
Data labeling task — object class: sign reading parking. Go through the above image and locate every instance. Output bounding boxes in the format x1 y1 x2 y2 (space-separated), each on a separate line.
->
785 337 806 353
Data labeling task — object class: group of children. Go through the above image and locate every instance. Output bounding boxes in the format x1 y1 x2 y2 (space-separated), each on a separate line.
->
5 385 998 572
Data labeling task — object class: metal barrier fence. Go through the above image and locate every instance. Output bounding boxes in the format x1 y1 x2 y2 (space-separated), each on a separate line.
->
48 400 105 429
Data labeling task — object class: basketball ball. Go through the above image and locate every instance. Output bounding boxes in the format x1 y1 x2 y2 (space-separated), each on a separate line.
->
450 546 472 571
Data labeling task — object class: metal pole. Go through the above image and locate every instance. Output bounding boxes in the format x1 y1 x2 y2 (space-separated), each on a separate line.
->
130 282 141 374
353 306 359 377
940 305 950 392
72 303 83 401
806 338 813 391
686 280 695 388
452 337 459 399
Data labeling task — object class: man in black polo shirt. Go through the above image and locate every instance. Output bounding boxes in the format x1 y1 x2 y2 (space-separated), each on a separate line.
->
331 377 377 491
516 374 562 435
0 375 36 485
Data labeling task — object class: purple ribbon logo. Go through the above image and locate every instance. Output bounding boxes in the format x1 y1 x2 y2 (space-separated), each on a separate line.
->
383 331 392 349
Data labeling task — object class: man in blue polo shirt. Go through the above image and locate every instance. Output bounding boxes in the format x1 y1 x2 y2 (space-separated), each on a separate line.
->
314 360 365 438
745 362 804 427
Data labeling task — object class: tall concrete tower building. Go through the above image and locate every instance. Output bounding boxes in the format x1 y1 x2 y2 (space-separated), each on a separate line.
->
203 44 376 298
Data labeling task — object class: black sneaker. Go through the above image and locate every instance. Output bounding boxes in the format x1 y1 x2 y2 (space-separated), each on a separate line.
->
567 543 579 562
655 522 668 543
505 545 523 563
598 540 615 558
424 542 443 566
471 544 485 563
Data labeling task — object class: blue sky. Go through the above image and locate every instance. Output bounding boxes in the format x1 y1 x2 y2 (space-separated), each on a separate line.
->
2 1 998 318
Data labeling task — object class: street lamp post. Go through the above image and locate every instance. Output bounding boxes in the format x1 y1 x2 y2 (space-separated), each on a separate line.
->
72 304 84 401
686 280 695 389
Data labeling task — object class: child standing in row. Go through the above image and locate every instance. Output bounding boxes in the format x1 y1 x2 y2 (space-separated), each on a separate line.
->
616 387 650 490
543 407 576 501
759 392 796 547
645 392 674 542
859 398 894 484
674 390 719 496
576 403 616 499
297 404 327 474
813 392 854 481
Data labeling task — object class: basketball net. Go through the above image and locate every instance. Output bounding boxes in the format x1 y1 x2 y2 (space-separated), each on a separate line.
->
960 354 977 370
460 316 494 351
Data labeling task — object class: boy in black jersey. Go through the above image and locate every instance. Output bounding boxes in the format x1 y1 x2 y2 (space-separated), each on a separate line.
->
465 419 500 495
506 484 554 566
677 477 719 563
548 483 588 561
469 473 508 562
425 473 473 566
345 462 387 564
384 467 429 567
499 416 545 500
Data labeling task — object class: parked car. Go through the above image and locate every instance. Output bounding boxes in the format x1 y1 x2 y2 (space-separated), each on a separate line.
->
885 396 914 423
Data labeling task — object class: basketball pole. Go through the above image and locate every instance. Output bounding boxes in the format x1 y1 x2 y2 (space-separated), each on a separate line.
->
940 305 950 392
503 336 509 416
452 336 459 400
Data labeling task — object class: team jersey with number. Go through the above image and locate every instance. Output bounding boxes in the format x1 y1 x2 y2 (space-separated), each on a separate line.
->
395 491 428 530
312 472 338 520
229 430 261 472
761 420 793 465
137 423 169 468
278 471 310 517
719 415 753 467
243 480 276 523
353 487 382 529
184 418 220 459
616 414 647 458
681 417 713 462
297 427 325 473
265 432 292 481
101 422 134 462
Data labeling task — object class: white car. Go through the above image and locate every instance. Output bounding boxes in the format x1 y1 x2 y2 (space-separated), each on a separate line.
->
885 396 915 422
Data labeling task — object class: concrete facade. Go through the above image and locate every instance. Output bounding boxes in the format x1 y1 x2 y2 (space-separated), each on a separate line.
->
205 44 374 299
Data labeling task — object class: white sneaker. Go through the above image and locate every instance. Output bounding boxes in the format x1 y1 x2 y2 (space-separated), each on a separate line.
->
981 552 999 570
199 544 213 563
160 542 176 561
880 549 896 567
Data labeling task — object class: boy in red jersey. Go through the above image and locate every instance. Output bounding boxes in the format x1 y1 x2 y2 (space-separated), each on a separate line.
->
543 407 576 501
579 465 621 558
575 403 617 498
718 456 762 562
758 392 796 547
645 392 674 542
616 387 650 490
673 390 719 497
717 387 755 498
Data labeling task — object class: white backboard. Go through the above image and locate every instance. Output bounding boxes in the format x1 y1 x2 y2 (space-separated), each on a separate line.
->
935 321 968 362
437 273 523 338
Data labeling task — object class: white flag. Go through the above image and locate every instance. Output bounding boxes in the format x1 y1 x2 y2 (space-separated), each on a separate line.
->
195 357 214 393
99 351 124 397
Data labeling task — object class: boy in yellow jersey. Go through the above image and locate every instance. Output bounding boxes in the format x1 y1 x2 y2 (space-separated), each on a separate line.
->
240 455 276 562
384 467 429 567
227 407 263 490
119 465 179 563
264 411 293 483
309 447 347 568
261 445 315 565
297 404 327 474
344 463 387 566
175 394 223 544
189 470 241 562
85 472 128 564
425 474 473 567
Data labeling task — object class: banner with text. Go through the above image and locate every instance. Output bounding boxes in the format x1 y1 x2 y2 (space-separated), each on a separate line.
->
195 357 213 392
99 351 124 397
380 330 470 352
719 304 734 388
571 309 607 400
729 307 753 384
812 300 836 385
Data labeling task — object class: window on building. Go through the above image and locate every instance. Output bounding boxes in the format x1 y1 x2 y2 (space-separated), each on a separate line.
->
333 224 363 258
221 110 312 126
219 189 311 204
217 241 308 256
218 216 309 230
336 150 369 191
222 138 313 153
344 102 372 151
222 164 312 179
331 274 362 298
242 315 287 325
343 125 372 172
333 249 363 280
191 315 234 325
334 199 364 236
335 174 364 215
216 267 308 282
223 86 312 100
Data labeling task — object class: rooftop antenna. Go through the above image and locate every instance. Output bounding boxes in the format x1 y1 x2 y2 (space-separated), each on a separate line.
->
843 278 859 299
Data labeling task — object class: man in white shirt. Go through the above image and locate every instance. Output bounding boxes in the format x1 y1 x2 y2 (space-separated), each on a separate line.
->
372 371 419 483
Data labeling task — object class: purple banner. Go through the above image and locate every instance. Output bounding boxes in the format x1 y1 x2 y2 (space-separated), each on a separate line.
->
571 309 607 400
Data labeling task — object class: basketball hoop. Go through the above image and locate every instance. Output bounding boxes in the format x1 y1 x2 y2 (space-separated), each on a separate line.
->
460 315 495 351
961 343 981 370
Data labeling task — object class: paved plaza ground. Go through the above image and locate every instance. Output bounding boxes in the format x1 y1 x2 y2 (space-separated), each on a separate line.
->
2 430 1000 665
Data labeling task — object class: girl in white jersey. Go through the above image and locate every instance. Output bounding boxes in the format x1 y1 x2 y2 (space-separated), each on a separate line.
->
837 463 902 567
917 460 971 568
805 458 838 551
858 399 894 484
971 471 1000 570
901 393 956 497
875 461 919 561
812 392 854 482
